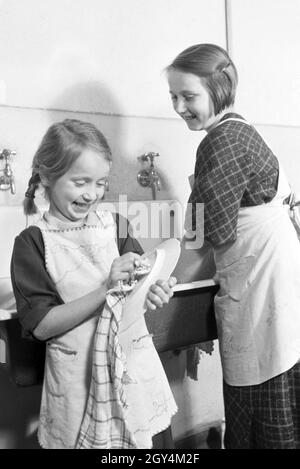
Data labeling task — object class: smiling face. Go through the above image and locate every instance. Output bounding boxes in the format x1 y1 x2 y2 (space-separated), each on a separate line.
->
167 69 218 132
47 148 110 223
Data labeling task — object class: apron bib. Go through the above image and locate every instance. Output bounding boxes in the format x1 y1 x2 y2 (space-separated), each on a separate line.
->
212 118 300 385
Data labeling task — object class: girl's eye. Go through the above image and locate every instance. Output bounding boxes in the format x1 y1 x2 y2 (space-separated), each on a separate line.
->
185 95 195 101
74 181 85 187
97 181 106 187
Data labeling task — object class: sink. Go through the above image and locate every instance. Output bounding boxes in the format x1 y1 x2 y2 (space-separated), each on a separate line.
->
145 280 219 353
0 277 44 385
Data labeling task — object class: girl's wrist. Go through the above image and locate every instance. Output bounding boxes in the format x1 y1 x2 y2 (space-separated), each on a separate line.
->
103 279 110 295
105 277 113 291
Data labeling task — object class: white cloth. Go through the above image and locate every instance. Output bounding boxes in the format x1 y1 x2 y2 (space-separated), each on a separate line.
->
213 122 300 385
77 240 179 449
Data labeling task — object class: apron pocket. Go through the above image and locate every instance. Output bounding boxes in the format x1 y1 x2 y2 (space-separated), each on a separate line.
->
132 333 154 350
214 295 253 357
217 255 255 301
46 343 78 397
125 334 156 382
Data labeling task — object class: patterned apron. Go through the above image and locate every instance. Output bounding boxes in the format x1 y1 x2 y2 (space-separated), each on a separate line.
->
35 210 119 449
213 119 300 385
35 210 177 449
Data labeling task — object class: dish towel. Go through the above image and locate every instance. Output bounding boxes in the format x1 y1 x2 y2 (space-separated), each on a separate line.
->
76 287 138 449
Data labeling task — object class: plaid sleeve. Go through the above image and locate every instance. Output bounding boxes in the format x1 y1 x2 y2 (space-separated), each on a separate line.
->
189 132 252 246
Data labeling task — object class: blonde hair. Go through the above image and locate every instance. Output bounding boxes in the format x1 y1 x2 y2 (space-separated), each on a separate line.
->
24 119 112 215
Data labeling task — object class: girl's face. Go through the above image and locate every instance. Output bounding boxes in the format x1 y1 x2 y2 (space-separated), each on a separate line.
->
48 148 110 223
167 69 216 132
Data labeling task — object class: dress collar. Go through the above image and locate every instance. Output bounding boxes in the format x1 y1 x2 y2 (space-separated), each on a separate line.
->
42 211 89 230
219 112 245 122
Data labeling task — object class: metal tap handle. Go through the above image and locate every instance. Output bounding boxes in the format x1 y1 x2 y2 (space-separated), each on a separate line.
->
137 152 159 164
0 149 16 160
10 175 16 194
4 162 12 177
0 149 16 194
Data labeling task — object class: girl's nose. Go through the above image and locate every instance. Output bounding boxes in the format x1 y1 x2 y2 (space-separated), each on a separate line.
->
82 191 96 202
174 97 186 114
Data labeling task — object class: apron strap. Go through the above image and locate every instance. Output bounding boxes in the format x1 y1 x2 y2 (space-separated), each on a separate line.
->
216 117 297 206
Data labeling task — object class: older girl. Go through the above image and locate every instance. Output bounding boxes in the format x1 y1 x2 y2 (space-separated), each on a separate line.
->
167 43 300 449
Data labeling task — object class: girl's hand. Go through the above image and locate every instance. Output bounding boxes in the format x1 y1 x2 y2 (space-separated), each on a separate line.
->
146 276 177 311
108 252 141 290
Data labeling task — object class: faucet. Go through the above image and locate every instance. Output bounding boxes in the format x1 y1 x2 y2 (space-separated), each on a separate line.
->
137 152 161 200
147 153 161 194
0 149 16 194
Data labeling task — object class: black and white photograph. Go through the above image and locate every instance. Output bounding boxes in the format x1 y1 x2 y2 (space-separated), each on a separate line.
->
0 0 299 452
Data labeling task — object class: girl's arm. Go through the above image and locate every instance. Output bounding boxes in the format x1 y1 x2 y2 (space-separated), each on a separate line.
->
33 285 107 341
33 252 141 341
34 253 176 340
12 220 175 342
11 227 142 341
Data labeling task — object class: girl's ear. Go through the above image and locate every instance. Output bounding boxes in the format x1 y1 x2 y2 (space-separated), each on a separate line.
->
39 175 50 187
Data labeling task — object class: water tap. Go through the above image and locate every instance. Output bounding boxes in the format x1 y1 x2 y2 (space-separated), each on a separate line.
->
148 166 161 191
137 152 161 199
0 149 16 194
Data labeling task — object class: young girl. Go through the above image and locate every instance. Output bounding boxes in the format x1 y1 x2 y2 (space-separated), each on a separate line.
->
166 43 300 449
10 119 177 449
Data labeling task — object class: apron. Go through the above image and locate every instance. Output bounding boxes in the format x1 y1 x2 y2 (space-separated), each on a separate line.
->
35 210 119 449
212 118 300 386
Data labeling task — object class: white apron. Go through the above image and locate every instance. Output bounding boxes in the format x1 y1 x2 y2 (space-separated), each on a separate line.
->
213 118 300 386
35 210 119 449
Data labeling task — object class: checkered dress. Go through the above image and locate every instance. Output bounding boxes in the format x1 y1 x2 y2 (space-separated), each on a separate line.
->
188 113 279 246
223 361 300 449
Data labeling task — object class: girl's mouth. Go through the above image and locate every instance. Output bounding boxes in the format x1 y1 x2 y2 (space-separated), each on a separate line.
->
184 115 197 121
73 201 91 209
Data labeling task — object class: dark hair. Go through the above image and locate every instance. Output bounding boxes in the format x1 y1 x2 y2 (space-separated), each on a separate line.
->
23 119 112 215
166 43 238 114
